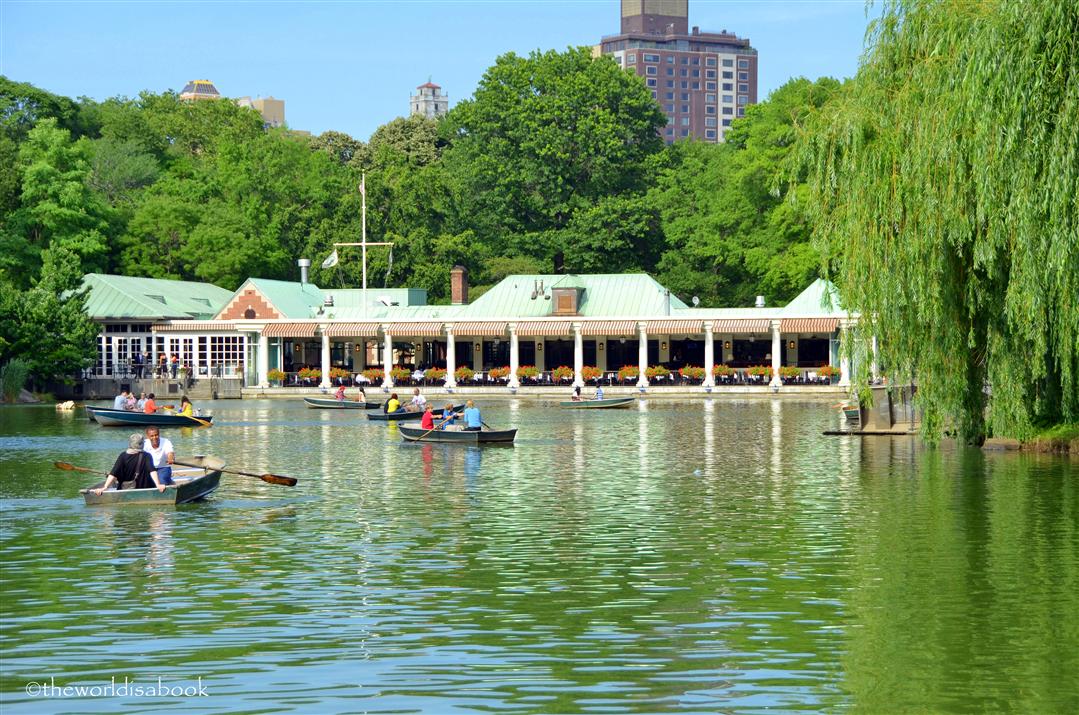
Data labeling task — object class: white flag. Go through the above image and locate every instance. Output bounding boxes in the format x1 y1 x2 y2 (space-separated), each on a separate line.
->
321 248 339 269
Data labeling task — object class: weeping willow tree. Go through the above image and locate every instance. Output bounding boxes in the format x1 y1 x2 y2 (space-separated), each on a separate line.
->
797 0 1078 442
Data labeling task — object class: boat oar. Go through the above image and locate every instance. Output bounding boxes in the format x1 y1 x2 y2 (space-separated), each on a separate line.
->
414 415 453 442
54 461 107 477
173 460 297 487
185 415 213 427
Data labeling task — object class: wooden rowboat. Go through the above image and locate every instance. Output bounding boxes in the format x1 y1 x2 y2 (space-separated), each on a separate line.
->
398 424 517 444
367 404 465 422
91 407 213 427
80 455 225 505
85 405 100 422
303 397 381 410
558 396 636 409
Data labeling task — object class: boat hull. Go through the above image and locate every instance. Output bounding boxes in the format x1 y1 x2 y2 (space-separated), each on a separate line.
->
399 425 517 444
80 456 225 505
558 397 636 409
303 397 381 410
91 407 213 427
367 404 465 422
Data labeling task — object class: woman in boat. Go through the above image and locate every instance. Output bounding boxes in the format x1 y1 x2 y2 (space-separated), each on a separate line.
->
355 386 366 403
571 385 582 402
178 395 194 416
92 433 166 495
334 385 346 401
385 393 402 413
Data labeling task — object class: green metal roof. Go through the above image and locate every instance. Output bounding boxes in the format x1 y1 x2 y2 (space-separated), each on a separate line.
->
779 279 846 316
460 274 689 318
222 281 429 319
237 278 325 319
81 274 233 320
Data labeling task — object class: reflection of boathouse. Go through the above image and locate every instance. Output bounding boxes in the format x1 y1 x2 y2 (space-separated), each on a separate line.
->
72 265 861 397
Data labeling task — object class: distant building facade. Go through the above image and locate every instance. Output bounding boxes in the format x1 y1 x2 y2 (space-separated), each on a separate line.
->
599 0 759 143
236 96 286 128
411 81 448 119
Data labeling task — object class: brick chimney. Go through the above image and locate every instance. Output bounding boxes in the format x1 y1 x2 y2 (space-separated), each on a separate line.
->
450 265 468 305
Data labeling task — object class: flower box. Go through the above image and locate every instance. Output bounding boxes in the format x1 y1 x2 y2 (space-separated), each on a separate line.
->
581 366 602 382
390 366 411 381
362 368 385 383
488 366 510 379
617 366 639 381
551 365 574 381
454 366 475 382
516 365 539 381
424 367 447 382
645 365 670 379
679 366 705 381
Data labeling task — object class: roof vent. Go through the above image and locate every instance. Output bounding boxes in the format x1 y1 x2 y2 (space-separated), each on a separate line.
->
146 294 166 304
323 294 334 307
755 295 766 308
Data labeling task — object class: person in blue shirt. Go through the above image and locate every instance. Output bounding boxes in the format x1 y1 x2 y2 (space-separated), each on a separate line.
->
462 400 483 432
594 385 604 400
441 402 458 429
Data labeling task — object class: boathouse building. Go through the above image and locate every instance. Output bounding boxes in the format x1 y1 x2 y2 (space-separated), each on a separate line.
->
76 268 859 397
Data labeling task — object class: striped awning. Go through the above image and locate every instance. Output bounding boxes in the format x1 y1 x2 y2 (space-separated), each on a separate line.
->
516 321 572 337
646 319 704 334
261 322 319 338
153 321 234 332
712 319 771 334
452 322 507 337
580 321 638 336
386 322 444 337
324 322 381 338
781 318 839 333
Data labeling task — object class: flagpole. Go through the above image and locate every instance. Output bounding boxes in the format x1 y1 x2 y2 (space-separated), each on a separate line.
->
361 172 367 318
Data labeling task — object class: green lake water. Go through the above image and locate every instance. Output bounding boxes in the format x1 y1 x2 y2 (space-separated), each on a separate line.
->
1 398 1076 714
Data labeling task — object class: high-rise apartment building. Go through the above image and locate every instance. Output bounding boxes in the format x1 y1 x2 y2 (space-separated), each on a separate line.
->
599 0 758 143
179 80 221 102
236 96 286 128
411 81 449 119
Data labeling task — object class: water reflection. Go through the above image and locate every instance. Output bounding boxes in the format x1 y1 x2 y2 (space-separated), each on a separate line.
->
0 399 1075 714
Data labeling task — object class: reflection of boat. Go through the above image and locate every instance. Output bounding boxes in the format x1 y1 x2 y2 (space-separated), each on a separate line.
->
303 397 381 410
368 405 465 422
91 407 212 427
80 456 225 505
559 396 636 409
398 425 517 444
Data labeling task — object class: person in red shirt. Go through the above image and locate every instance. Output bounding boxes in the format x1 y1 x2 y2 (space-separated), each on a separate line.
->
143 393 157 414
419 403 435 430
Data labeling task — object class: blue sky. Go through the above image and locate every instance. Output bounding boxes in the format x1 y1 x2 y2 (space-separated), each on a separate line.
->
1 0 875 140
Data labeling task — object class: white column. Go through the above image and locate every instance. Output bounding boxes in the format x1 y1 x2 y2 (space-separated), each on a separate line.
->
320 331 331 388
508 324 520 389
839 323 852 387
257 333 269 387
572 324 584 387
770 320 782 387
703 323 715 388
382 328 393 390
445 328 457 389
637 322 649 388
871 335 880 382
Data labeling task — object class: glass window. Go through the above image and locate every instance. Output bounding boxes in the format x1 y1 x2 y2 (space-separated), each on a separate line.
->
706 129 716 138
692 69 700 77
681 128 689 136
723 82 733 91
692 82 700 90
723 71 733 79
646 66 657 75
666 92 674 99
681 92 689 100
667 115 675 124
722 58 734 67
680 81 688 89
738 59 749 68
737 107 746 116
681 57 689 64
647 78 656 87
706 57 716 66
691 57 699 65
680 117 690 126
681 104 689 113
628 55 637 64
738 71 749 81
680 68 687 76
666 127 673 134
667 67 674 76
706 81 716 90
666 80 674 87
705 117 717 127
706 69 716 78
666 55 675 63
737 94 748 104
706 106 716 114
665 104 674 111
722 107 733 115
644 53 660 62
651 91 657 98
722 118 732 126
723 94 733 103
738 83 749 92
706 93 716 102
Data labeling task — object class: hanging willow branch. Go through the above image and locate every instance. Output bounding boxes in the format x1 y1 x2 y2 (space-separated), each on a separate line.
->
795 0 1079 442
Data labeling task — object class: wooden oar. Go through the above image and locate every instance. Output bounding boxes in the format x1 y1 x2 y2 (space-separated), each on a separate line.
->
54 461 107 477
184 414 213 427
172 460 297 487
414 415 453 442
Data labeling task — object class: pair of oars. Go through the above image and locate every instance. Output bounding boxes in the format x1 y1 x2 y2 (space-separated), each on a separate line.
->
54 461 297 487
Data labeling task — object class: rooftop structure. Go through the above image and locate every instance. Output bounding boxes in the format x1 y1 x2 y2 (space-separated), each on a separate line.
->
411 81 448 119
179 80 221 102
236 96 286 128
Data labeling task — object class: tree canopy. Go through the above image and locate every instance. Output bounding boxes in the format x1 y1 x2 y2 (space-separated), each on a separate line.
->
797 0 1078 441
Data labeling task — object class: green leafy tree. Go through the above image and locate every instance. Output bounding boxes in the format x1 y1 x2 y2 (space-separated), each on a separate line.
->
797 0 1079 441
444 47 666 270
